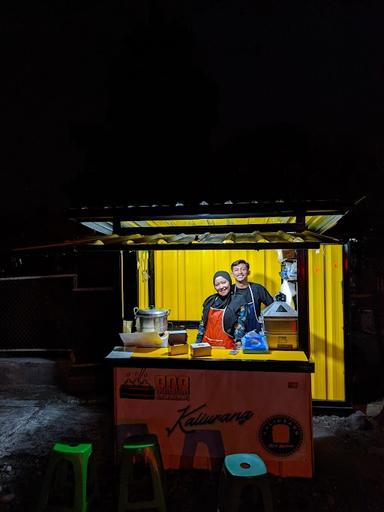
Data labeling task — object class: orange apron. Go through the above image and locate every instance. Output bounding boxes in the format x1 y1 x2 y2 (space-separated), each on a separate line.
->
202 307 235 349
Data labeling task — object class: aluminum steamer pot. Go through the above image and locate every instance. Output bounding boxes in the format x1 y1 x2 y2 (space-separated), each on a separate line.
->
133 307 170 333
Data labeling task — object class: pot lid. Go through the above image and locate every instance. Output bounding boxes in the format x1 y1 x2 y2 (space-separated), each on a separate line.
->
262 300 298 318
135 307 169 317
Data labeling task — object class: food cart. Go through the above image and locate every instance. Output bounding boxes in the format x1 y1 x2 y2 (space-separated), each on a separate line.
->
106 346 314 476
68 198 358 477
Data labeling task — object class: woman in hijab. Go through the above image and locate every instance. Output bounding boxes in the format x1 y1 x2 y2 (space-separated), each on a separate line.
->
196 270 247 348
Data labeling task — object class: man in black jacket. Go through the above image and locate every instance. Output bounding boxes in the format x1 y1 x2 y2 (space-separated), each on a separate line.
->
230 259 273 333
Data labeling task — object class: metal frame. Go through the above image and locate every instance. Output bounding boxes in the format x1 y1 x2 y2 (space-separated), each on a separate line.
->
69 198 357 223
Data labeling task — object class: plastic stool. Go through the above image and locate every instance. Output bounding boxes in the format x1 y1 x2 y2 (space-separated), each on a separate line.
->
180 429 225 470
217 453 273 512
37 442 98 512
118 434 167 512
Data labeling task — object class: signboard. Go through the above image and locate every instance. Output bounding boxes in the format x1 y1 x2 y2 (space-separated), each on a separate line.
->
114 367 313 477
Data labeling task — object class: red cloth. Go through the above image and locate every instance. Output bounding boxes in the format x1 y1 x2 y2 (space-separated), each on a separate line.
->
202 308 235 349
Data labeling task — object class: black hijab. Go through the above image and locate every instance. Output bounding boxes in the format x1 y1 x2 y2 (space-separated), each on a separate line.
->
201 271 238 334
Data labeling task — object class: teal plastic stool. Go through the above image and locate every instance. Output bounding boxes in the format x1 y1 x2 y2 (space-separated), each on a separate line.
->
37 442 98 512
217 453 273 512
118 434 167 512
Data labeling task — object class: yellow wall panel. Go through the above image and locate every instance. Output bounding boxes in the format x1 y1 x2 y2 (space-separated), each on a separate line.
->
153 249 281 322
137 251 149 308
325 245 344 399
137 246 345 403
308 248 327 399
309 245 345 401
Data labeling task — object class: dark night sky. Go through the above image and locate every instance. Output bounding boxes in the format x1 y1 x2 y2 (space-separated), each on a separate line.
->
2 0 384 244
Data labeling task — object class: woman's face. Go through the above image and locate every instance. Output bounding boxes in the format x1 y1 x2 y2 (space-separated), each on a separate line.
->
214 276 231 297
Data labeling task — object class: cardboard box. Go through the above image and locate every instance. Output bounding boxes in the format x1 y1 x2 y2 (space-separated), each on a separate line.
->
168 330 188 345
266 333 298 350
264 318 298 333
190 342 212 357
168 343 189 356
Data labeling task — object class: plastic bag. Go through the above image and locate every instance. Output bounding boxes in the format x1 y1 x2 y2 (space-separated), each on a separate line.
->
241 330 269 353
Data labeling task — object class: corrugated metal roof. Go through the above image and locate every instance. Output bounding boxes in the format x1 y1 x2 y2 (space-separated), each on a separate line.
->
70 197 361 236
80 215 344 237
12 229 340 252
70 197 359 222
12 197 362 252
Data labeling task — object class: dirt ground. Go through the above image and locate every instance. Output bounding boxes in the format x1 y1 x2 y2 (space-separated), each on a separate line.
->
1 385 384 512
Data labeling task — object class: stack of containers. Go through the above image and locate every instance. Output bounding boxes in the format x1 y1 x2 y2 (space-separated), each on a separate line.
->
261 298 298 350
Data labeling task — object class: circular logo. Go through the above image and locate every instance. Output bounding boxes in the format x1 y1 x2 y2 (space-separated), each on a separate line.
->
259 415 303 456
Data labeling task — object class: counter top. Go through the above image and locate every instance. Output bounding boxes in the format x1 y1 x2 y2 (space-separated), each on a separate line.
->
105 346 314 373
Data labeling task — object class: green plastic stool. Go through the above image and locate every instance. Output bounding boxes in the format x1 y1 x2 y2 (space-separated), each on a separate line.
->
37 442 98 512
217 453 273 512
118 434 167 512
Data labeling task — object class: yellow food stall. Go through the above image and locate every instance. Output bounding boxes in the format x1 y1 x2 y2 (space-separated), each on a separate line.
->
69 198 358 477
